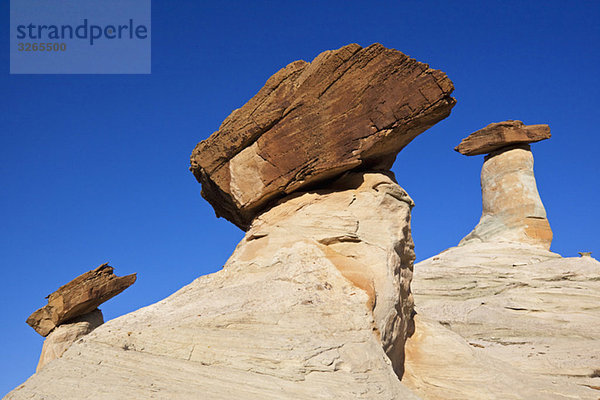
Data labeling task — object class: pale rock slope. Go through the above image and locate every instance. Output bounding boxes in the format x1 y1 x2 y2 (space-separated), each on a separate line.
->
6 173 420 399
405 243 600 399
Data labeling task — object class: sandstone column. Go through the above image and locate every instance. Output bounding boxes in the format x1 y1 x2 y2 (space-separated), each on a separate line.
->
36 309 104 371
455 120 552 249
26 264 136 371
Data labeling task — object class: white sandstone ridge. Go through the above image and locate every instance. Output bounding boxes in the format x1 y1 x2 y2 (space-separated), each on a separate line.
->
6 172 421 399
456 121 553 249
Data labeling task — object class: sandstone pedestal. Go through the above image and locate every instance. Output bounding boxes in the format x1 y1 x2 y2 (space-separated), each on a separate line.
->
36 309 104 372
460 145 552 248
6 173 420 399
456 121 553 249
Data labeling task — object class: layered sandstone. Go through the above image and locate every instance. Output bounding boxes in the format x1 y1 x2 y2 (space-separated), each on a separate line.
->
36 309 104 372
239 172 416 378
408 242 600 399
454 120 551 156
7 172 421 399
191 43 455 229
26 263 136 336
458 121 552 249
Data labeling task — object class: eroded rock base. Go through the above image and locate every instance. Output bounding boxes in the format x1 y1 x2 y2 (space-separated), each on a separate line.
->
460 145 552 249
7 172 419 399
36 309 104 372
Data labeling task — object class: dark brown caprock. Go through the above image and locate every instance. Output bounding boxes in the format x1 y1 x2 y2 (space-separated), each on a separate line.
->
26 263 136 336
454 120 551 156
190 43 456 229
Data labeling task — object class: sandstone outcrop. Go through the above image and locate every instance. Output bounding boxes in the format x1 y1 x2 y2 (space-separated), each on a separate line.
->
239 172 416 378
458 121 552 249
403 120 597 398
409 242 600 399
26 263 136 336
454 120 551 156
36 309 103 372
7 172 421 399
191 43 455 229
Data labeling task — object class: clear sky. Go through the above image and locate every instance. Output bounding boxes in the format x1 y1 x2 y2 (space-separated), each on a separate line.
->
1 0 599 395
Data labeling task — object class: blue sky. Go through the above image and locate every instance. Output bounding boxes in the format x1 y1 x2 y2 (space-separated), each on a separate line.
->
1 0 599 394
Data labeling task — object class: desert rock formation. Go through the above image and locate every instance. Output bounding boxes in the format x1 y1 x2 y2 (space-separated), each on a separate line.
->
6 172 422 399
26 263 136 337
238 172 416 378
454 120 551 156
10 46 596 400
457 121 552 249
408 242 600 399
191 43 455 229
36 309 104 372
9 43 453 399
402 123 597 399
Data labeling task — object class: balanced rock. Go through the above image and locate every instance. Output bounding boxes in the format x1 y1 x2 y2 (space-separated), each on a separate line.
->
454 120 551 156
191 43 455 229
457 121 553 249
26 263 136 337
36 309 104 372
7 172 420 399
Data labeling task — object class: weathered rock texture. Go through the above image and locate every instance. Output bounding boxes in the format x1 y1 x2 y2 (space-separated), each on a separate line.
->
239 172 416 378
26 264 136 337
460 145 552 248
7 172 420 399
36 309 103 372
191 43 455 229
455 120 551 156
408 242 600 399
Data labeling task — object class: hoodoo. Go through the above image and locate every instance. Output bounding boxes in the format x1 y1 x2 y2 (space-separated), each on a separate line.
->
7 43 454 399
7 45 599 400
402 120 599 399
25 263 136 371
455 120 553 249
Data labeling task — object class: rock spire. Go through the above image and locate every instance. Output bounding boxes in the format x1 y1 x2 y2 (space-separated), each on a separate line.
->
9 43 454 399
457 120 552 249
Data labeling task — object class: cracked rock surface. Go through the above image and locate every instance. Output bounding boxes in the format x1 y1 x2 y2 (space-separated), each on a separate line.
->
26 263 136 337
190 43 455 229
454 120 551 156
